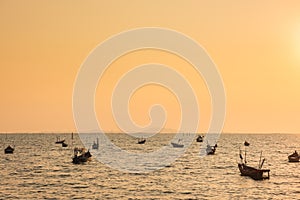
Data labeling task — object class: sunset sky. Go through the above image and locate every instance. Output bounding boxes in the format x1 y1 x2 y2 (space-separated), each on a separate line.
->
1 1 300 133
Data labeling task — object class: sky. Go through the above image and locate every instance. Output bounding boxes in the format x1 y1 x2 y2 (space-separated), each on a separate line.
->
1 1 300 133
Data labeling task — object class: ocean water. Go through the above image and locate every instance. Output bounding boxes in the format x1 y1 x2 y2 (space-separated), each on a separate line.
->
1 133 300 199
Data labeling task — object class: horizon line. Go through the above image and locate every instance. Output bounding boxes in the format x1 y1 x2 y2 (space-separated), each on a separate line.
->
0 132 299 135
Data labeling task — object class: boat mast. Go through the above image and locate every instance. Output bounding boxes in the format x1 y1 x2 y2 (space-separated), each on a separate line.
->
258 151 262 169
244 146 247 164
239 148 243 162
71 132 74 148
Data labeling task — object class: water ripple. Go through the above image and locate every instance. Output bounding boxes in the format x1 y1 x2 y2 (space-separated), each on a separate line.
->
1 133 300 199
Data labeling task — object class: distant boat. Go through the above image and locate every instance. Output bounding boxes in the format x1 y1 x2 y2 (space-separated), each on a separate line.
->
288 151 299 162
137 138 146 144
196 135 203 142
72 147 92 164
4 145 14 154
62 142 68 147
92 138 99 149
171 142 184 148
238 149 270 180
55 136 65 144
171 139 184 148
206 144 217 155
244 141 250 146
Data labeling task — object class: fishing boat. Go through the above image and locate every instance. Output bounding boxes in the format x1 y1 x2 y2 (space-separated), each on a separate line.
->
171 142 184 148
55 136 65 144
244 141 250 146
137 138 146 144
196 135 203 142
72 147 92 164
4 145 14 154
92 138 99 149
288 151 299 162
62 142 68 147
206 144 217 155
171 139 184 148
238 163 270 180
238 149 270 180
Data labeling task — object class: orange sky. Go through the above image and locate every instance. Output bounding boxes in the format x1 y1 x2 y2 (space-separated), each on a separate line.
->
1 1 300 133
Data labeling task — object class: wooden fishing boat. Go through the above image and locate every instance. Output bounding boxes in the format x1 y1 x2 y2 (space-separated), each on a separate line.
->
196 135 203 142
72 147 92 164
92 138 99 149
55 136 65 144
238 163 270 180
4 145 14 154
238 149 270 180
62 142 68 147
206 144 217 155
171 142 184 148
288 151 299 162
137 138 146 144
244 141 250 146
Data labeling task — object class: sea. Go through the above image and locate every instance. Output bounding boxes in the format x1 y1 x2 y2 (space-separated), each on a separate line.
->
1 133 300 200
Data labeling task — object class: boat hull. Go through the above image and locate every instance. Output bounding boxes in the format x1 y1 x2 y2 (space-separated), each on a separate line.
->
4 146 14 154
4 149 14 154
138 140 146 144
244 141 250 146
171 142 184 148
288 156 299 162
206 150 215 155
72 156 91 164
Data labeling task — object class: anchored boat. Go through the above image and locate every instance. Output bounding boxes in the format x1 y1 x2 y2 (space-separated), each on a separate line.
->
238 149 270 180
